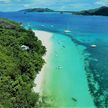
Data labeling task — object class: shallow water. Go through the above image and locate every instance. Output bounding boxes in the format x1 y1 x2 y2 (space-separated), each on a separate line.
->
42 33 94 107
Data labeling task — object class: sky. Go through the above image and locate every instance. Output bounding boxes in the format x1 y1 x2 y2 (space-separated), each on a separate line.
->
0 0 108 12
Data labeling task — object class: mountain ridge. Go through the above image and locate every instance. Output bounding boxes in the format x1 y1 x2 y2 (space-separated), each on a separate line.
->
19 8 54 12
72 6 108 16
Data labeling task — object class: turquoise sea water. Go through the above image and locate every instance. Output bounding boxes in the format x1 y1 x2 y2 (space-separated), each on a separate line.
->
1 12 108 107
42 33 94 107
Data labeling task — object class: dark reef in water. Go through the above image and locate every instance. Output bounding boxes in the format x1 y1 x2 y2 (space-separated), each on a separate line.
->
83 41 108 108
63 32 108 108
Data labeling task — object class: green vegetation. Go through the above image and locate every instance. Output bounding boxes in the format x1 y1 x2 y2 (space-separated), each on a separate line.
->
0 18 46 108
20 8 54 12
73 6 108 16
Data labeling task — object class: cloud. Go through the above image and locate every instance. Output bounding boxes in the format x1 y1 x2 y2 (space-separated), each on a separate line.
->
0 0 105 11
23 4 30 8
0 0 10 3
21 0 75 10
96 0 108 6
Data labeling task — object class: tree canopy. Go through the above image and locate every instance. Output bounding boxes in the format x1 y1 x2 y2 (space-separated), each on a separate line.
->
0 18 46 108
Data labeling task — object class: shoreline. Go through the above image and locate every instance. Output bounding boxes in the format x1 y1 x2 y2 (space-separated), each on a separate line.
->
40 32 94 107
33 30 53 95
32 30 94 107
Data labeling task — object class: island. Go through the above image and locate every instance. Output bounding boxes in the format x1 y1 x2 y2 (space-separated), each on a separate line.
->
20 8 54 12
0 18 46 108
72 6 108 16
19 6 108 16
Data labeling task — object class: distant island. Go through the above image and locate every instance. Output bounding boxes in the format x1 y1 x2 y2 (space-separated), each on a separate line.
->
19 8 72 14
19 6 108 16
20 8 54 12
72 6 108 16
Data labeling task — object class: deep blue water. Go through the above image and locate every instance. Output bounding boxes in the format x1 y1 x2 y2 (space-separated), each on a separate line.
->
0 12 108 107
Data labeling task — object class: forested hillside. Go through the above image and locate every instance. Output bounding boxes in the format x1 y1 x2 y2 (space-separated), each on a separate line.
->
0 18 46 108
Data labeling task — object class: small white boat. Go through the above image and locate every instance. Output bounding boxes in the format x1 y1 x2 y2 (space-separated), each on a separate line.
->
64 30 71 33
41 25 45 27
58 65 62 69
28 24 31 27
56 65 62 70
51 25 54 27
90 44 96 48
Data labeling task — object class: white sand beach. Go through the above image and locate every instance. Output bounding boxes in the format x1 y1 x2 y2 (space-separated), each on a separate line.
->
33 30 53 95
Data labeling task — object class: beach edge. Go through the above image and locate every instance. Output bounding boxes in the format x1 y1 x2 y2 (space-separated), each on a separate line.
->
33 30 53 95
